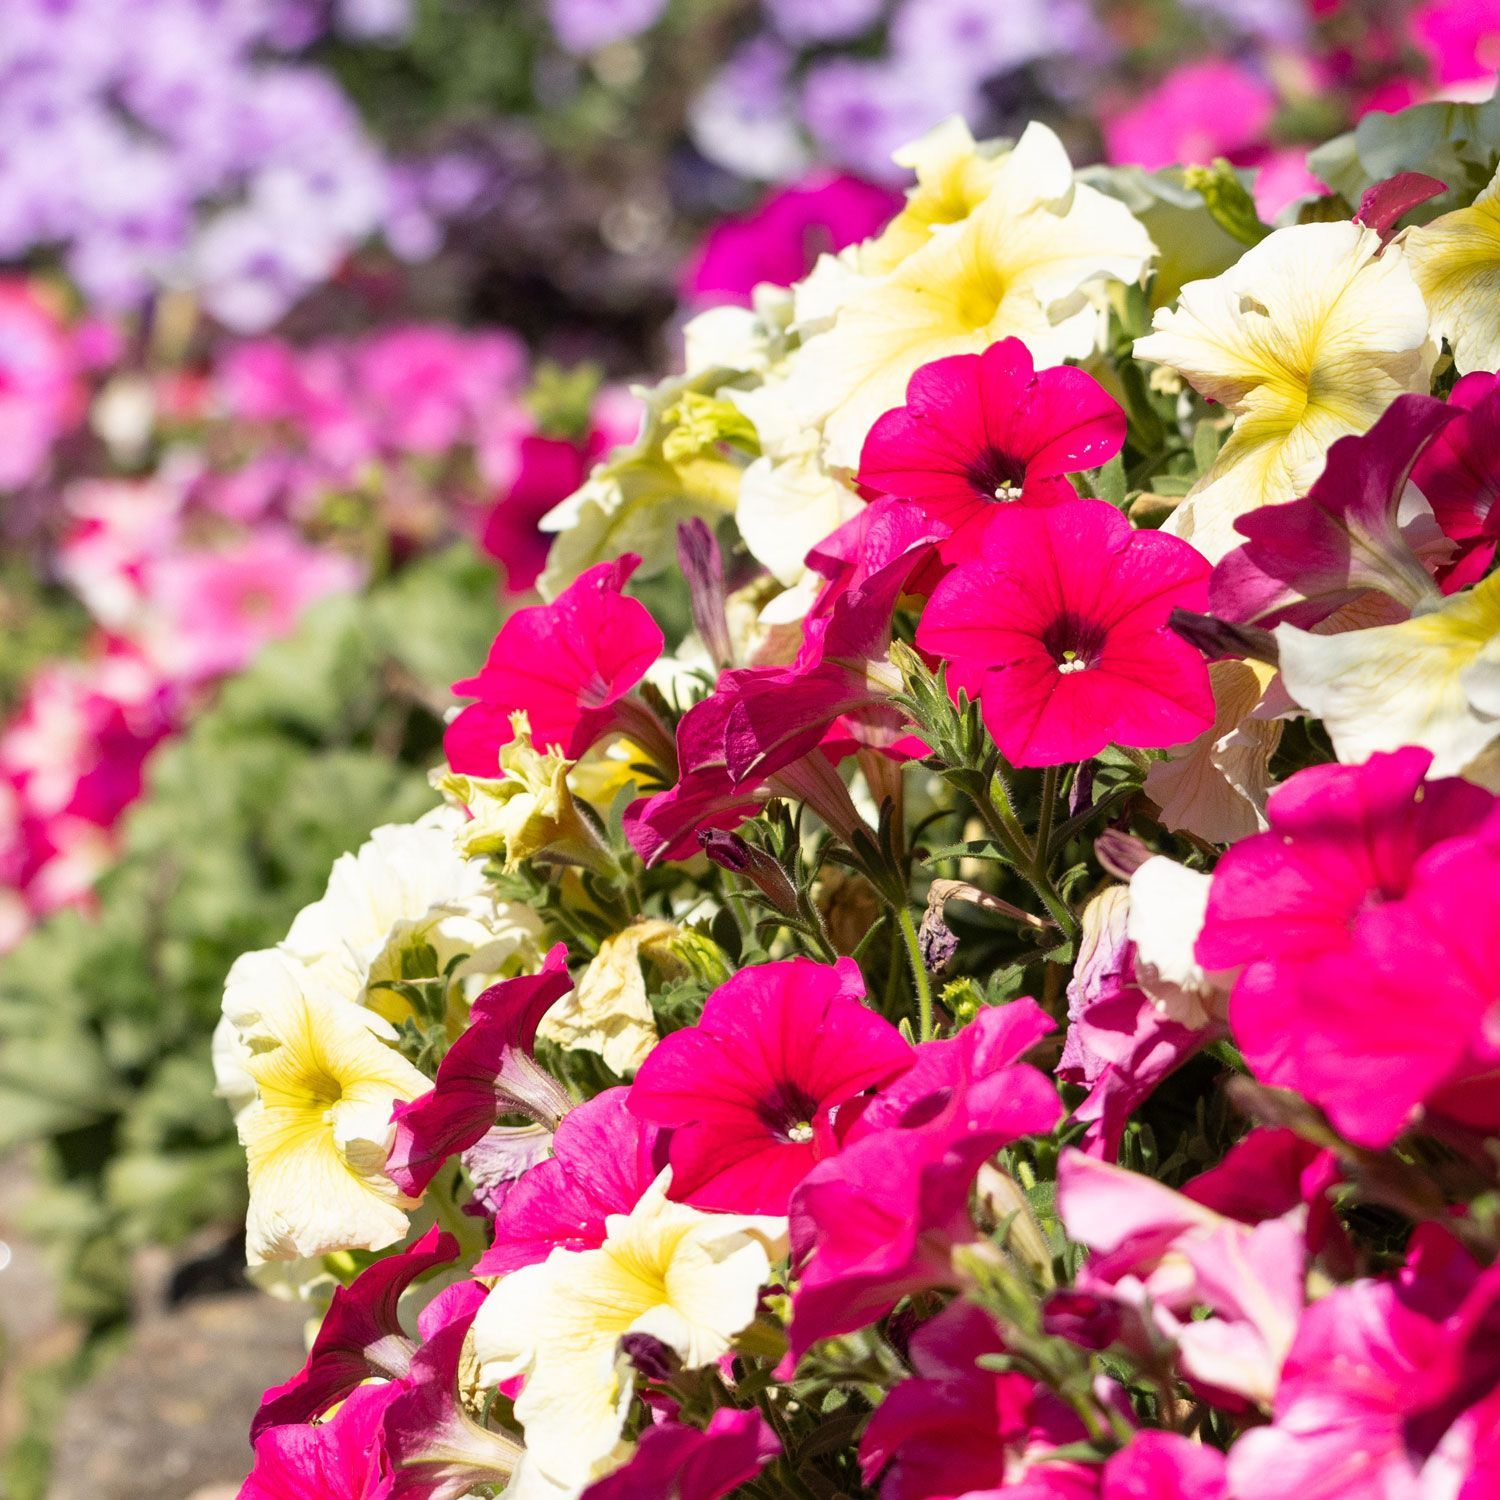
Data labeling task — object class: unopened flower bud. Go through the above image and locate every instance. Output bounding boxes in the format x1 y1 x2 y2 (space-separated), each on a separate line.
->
698 829 799 917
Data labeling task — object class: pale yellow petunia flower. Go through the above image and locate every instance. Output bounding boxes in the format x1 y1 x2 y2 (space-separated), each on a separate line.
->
472 1171 786 1490
236 961 429 1263
1276 572 1500 776
782 121 1156 469
1135 221 1433 562
1404 164 1500 376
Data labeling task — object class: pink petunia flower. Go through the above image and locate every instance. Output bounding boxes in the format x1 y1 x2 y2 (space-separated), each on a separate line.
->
0 277 84 492
1101 1432 1226 1499
784 1002 1061 1367
1211 393 1458 628
386 947 574 1198
1412 370 1500 591
479 431 604 596
1227 1226 1500 1499
1198 748 1499 1146
684 172 901 306
916 499 1214 767
1103 61 1278 174
627 956 914 1214
858 1299 1097 1500
857 339 1126 561
474 1086 665 1276
580 1408 780 1500
445 554 664 773
242 1380 397 1500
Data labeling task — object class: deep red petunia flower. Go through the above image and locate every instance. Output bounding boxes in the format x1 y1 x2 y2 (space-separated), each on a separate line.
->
444 554 663 773
857 338 1126 560
915 498 1214 768
626 956 914 1214
1412 369 1500 591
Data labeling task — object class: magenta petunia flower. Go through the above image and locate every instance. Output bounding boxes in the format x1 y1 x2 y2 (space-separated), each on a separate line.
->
784 1003 1061 1367
580 1408 780 1500
627 957 914 1214
474 1086 665 1276
1227 1225 1500 1499
1198 748 1500 1146
445 554 664 773
386 946 574 1198
242 1380 397 1500
251 1224 458 1439
916 498 1214 767
857 339 1125 560
1412 369 1500 591
858 1299 1096 1500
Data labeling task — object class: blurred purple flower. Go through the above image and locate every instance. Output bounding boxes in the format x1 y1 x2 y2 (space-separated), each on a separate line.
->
548 0 669 54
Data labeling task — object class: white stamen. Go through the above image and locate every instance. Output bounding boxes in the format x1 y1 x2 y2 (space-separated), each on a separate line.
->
1057 659 1089 675
993 482 1023 501
787 1121 814 1143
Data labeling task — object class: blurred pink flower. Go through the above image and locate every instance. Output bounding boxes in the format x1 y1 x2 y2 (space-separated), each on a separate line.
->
1103 62 1277 172
144 526 364 681
684 173 900 306
0 277 84 491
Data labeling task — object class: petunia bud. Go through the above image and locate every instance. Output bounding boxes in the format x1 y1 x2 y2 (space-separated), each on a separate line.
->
698 829 799 917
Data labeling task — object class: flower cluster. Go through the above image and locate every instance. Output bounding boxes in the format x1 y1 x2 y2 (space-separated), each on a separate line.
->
0 0 486 328
223 89 1500 1500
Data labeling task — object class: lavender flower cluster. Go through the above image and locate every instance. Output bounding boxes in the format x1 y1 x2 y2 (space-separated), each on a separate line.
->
0 0 469 329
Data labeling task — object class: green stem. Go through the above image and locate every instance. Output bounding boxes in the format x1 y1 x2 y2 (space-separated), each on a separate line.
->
969 791 1078 940
1034 764 1059 868
897 904 936 1043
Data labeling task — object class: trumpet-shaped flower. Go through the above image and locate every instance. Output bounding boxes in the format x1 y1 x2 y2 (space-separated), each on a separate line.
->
242 1380 397 1500
1276 572 1500 776
471 1171 786 1490
235 968 431 1263
1135 222 1432 561
628 956 914 1213
445 555 663 772
475 1086 665 1276
385 946 574 1198
781 122 1154 468
916 499 1214 767
251 1225 457 1438
1210 394 1456 629
857 338 1126 559
1412 370 1500 588
1405 164 1500 376
535 920 678 1076
281 806 539 1028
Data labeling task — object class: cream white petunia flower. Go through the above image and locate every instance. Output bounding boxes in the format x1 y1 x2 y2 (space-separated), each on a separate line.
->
536 919 679 1076
1126 857 1235 1030
736 437 864 588
472 1171 786 1490
780 121 1156 468
1135 221 1432 562
1277 573 1500 776
282 805 539 1027
1405 164 1500 376
234 959 429 1263
1144 659 1282 844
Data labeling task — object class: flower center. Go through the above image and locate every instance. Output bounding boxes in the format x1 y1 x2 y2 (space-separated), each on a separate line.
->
1043 614 1107 676
786 1121 814 1143
965 446 1028 504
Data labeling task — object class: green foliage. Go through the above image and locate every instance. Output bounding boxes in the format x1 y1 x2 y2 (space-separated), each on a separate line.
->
0 545 503 1329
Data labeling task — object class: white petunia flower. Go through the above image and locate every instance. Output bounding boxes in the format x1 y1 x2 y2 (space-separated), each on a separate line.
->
1404 164 1500 376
